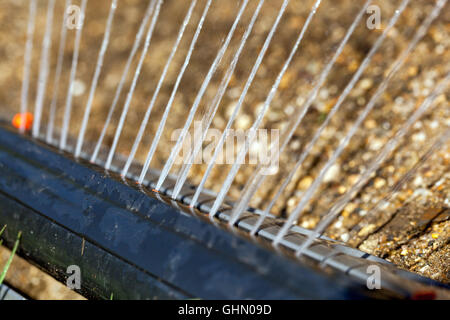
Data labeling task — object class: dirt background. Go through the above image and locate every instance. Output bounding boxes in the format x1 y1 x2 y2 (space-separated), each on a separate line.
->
0 0 448 292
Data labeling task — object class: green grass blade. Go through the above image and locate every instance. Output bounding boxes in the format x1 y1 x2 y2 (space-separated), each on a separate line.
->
0 225 7 247
0 231 21 286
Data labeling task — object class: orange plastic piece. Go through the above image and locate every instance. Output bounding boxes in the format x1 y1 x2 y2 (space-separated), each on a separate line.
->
412 290 436 300
12 112 34 131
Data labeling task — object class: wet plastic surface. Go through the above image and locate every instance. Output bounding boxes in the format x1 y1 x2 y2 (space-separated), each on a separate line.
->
0 284 26 300
0 125 439 299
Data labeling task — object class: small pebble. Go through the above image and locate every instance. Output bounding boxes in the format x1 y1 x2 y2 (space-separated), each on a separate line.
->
296 96 305 107
287 198 296 207
359 78 373 90
285 104 295 115
280 71 294 89
71 80 86 96
290 140 301 151
407 66 418 77
428 121 438 129
298 176 313 190
435 44 444 55
340 233 350 242
338 185 346 194
369 138 384 151
413 176 424 187
323 163 340 183
412 132 426 143
236 114 252 129
358 224 376 237
364 119 377 129
374 177 386 189
319 88 329 100
226 101 238 118
424 78 434 88
344 202 357 213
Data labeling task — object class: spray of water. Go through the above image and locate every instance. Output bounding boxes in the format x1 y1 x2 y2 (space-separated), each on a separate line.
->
75 0 118 158
119 0 201 179
59 0 88 150
171 0 265 200
207 0 323 218
90 0 157 163
46 0 72 144
135 0 216 183
105 0 162 170
229 0 372 229
274 0 445 247
19 0 38 134
15 0 447 261
154 0 251 188
32 0 56 138
295 71 450 256
189 0 292 207
349 127 450 246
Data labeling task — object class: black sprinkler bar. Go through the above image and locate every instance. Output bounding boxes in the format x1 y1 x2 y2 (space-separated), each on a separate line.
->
0 124 448 299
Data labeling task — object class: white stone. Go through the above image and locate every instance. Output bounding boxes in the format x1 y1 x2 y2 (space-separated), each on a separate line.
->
323 163 340 183
340 233 350 242
71 79 86 96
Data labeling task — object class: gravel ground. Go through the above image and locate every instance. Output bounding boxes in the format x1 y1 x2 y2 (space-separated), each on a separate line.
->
0 0 448 286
